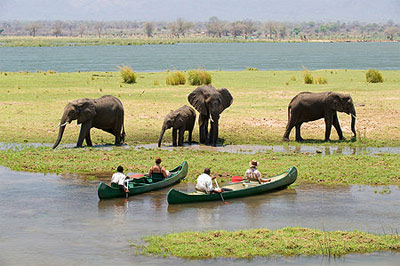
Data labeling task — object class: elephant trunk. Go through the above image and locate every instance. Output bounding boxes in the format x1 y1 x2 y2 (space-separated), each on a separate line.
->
351 111 356 138
53 112 69 149
158 127 166 147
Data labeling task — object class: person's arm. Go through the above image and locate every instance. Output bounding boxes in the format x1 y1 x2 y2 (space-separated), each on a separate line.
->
206 178 214 193
161 167 169 178
147 167 153 177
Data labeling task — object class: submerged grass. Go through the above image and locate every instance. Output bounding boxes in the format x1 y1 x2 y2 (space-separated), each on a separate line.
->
0 147 400 186
141 227 400 259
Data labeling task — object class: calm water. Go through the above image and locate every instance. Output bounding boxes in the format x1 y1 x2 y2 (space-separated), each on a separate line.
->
0 42 399 72
0 166 399 265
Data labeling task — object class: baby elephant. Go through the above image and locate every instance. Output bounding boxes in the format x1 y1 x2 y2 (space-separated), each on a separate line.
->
158 105 196 147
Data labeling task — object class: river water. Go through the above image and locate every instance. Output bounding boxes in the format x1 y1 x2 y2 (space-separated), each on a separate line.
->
0 42 399 72
0 166 399 265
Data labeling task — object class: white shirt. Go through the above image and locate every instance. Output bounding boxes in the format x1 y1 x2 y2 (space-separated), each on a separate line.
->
195 173 213 193
111 172 126 186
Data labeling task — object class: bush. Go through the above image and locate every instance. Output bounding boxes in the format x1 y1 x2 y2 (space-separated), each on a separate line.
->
316 76 328 84
119 65 136 84
188 69 212 85
166 71 186 85
366 69 384 83
246 67 258 71
304 71 314 84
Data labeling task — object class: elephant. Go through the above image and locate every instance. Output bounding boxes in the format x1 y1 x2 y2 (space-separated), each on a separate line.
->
53 95 125 149
188 85 233 146
282 91 356 142
157 105 196 147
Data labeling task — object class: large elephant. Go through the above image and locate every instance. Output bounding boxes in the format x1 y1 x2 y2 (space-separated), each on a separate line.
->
158 105 196 147
53 95 125 149
282 91 356 141
188 85 233 146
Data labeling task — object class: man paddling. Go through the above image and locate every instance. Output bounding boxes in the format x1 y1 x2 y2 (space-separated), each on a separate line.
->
111 165 129 193
195 168 222 194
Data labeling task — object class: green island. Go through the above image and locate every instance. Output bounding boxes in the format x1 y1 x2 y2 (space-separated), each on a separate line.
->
1 70 400 258
140 227 400 259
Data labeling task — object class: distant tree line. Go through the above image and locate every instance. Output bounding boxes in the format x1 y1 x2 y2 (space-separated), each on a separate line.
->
0 17 399 41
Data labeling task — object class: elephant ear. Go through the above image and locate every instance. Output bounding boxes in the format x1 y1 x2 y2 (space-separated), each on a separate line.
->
187 86 209 115
326 92 341 111
77 100 96 124
217 88 233 113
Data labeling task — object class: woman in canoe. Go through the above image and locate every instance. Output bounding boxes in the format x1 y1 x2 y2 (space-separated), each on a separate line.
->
147 157 170 178
244 160 271 184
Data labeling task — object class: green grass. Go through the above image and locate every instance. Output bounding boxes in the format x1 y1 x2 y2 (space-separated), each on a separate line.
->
140 227 400 259
1 70 400 147
1 147 400 186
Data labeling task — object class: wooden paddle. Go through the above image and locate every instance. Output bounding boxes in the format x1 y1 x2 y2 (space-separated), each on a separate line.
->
214 179 229 205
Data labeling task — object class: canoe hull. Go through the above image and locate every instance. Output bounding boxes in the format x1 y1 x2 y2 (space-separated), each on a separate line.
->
98 161 188 200
167 166 297 204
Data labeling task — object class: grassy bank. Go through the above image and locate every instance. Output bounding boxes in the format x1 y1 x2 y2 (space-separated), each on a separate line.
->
1 70 400 147
141 227 400 259
1 36 395 47
1 147 399 186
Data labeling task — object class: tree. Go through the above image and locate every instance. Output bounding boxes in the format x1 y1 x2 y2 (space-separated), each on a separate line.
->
144 22 154 37
168 18 193 37
0 28 4 35
207 16 223 38
94 22 104 38
52 21 63 37
230 21 244 39
242 20 256 39
78 22 87 37
25 22 40 37
384 27 399 41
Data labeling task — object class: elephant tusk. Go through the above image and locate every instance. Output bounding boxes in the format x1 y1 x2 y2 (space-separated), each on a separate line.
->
56 122 68 128
351 114 357 119
209 114 214 123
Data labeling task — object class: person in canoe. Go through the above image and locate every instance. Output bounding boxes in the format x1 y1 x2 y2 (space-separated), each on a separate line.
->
111 165 129 193
147 157 170 178
244 160 271 184
195 168 223 194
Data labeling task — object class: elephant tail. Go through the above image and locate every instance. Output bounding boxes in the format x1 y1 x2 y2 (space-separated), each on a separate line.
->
121 123 126 143
287 105 291 121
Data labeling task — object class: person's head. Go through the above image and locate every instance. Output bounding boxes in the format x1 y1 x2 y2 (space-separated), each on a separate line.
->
204 168 211 175
117 165 124 173
155 157 162 164
249 159 259 168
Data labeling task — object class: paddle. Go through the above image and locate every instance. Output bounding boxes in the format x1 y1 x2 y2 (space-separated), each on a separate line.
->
232 176 243 183
214 179 229 205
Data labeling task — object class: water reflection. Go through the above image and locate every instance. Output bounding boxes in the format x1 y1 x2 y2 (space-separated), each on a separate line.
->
1 166 400 265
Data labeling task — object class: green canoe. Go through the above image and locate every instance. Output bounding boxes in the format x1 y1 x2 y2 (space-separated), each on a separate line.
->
167 166 297 204
98 161 188 200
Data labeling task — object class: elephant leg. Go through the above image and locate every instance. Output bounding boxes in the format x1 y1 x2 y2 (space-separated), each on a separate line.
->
85 131 93 147
188 129 193 145
210 120 219 146
283 120 295 141
332 113 345 140
324 116 333 141
172 129 178 146
295 124 304 142
77 121 92 147
178 128 185 146
199 114 208 144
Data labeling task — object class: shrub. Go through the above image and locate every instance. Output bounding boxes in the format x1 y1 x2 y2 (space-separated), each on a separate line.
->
119 65 136 84
166 71 186 85
246 67 258 71
366 69 384 83
188 69 212 85
304 71 314 84
316 76 328 84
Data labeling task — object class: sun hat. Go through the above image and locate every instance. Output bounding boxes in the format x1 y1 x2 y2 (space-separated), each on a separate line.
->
249 159 259 167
